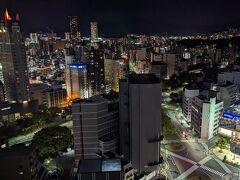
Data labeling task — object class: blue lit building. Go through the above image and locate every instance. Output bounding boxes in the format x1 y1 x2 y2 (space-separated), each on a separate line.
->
222 102 240 123
66 63 88 99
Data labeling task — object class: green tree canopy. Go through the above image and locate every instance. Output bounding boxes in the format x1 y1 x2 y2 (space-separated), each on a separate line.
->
32 126 73 160
216 137 228 150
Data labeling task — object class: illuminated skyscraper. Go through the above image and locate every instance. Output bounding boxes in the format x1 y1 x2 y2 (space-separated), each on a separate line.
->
0 9 30 102
85 48 105 96
104 58 126 92
90 22 98 40
67 63 88 99
69 16 79 43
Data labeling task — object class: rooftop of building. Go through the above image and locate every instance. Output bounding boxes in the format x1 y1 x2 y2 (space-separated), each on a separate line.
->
129 73 160 84
217 81 234 87
0 143 34 157
150 61 167 65
43 88 66 93
73 96 107 104
185 85 199 90
196 95 222 104
78 159 122 173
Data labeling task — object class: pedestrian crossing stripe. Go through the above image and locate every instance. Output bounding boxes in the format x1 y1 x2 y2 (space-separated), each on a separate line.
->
201 165 225 177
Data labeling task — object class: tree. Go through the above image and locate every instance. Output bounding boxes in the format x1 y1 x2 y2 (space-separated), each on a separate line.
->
32 126 73 161
162 111 177 136
216 137 228 150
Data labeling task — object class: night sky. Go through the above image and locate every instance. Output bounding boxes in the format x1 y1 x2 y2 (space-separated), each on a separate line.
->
1 0 240 36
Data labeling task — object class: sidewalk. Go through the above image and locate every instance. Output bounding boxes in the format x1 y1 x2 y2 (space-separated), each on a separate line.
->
212 146 240 166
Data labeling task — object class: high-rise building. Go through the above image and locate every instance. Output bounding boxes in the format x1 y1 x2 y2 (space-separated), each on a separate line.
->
182 86 200 121
85 48 105 96
64 32 70 41
163 53 177 79
72 96 119 168
149 61 167 80
0 144 46 180
104 58 126 92
90 22 98 40
119 74 162 174
69 16 79 43
191 96 223 140
218 71 240 89
42 88 67 108
0 10 30 102
215 82 238 109
66 63 88 99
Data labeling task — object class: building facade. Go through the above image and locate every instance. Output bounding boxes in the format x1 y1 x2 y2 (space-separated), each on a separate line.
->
90 22 98 40
104 58 126 92
0 10 30 102
69 16 80 43
42 88 67 108
182 87 199 121
72 96 119 168
191 96 223 140
0 144 45 180
85 48 105 97
216 83 238 109
119 74 162 174
66 63 88 99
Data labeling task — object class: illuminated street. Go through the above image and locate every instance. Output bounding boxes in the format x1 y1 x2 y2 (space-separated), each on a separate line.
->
162 88 240 180
9 120 73 146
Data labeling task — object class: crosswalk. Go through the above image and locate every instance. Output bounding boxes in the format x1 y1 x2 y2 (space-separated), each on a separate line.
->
175 165 199 180
198 156 212 165
165 149 197 165
200 165 225 177
162 146 231 179
214 157 232 174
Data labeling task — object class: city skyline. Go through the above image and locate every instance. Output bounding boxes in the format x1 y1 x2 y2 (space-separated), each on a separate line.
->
1 1 240 179
2 0 240 36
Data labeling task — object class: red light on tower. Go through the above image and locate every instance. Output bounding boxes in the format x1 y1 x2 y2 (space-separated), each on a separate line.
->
16 13 20 21
4 8 12 21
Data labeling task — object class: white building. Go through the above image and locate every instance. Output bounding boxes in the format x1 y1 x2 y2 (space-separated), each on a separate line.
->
191 96 223 140
182 87 199 121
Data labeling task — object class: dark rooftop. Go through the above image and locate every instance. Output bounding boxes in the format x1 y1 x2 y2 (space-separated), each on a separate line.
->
129 73 160 84
78 159 122 173
150 61 167 65
0 143 34 157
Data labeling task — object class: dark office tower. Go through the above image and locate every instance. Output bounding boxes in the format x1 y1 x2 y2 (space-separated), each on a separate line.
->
0 10 30 102
119 74 162 174
86 48 105 97
69 16 79 43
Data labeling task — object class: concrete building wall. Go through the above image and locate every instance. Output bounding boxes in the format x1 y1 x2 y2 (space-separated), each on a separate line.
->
182 88 199 120
129 83 161 173
72 97 119 168
119 74 161 174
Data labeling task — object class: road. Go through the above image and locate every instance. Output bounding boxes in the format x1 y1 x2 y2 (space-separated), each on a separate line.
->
9 120 73 146
161 88 236 179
